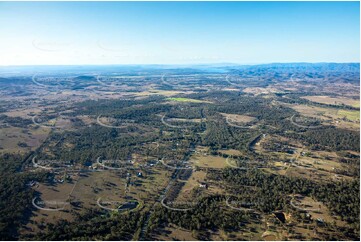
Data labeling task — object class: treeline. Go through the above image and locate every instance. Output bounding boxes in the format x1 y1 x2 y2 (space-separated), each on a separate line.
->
0 153 48 240
0 114 33 128
276 94 359 111
286 127 360 152
28 209 141 240
221 168 360 235
74 96 165 116
146 196 252 240
37 126 159 162
263 115 360 152
203 120 259 151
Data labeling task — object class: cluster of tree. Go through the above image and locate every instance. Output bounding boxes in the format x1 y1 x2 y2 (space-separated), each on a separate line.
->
74 96 165 116
286 127 360 152
163 182 185 204
221 168 360 234
177 169 192 180
0 153 48 240
37 126 159 163
13 88 358 240
0 114 33 128
201 115 259 151
147 195 252 240
28 208 142 240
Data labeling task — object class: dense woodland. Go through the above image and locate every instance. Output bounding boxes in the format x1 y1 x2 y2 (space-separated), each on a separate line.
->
0 64 359 240
0 153 48 240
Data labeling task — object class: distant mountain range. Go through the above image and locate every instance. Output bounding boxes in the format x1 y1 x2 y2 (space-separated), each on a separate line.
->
0 63 359 76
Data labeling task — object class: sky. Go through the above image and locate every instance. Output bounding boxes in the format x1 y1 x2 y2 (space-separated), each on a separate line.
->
0 1 359 65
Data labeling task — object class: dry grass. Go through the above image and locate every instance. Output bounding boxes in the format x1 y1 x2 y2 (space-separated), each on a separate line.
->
192 154 227 169
0 127 49 153
166 97 212 103
220 113 257 123
285 103 359 130
154 223 197 241
3 107 42 117
337 110 360 121
70 171 127 209
133 89 193 97
217 149 242 156
176 170 207 201
24 175 81 234
243 87 280 95
292 195 346 227
301 95 360 108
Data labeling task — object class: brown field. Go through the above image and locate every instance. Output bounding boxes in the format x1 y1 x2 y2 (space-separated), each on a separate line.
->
301 95 360 108
220 113 257 123
70 171 127 210
22 174 81 234
154 223 198 241
133 89 194 97
0 127 49 153
285 165 336 182
253 134 352 182
217 149 242 156
222 87 240 91
192 154 227 169
296 156 341 172
175 170 207 202
139 166 171 203
291 195 346 227
153 223 227 241
166 118 204 123
285 103 360 130
296 104 359 121
3 107 42 117
243 87 281 95
260 200 348 241
179 170 206 190
71 166 170 208
24 163 171 235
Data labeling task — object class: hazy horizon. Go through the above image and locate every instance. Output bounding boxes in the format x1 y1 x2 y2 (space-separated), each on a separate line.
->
0 1 359 65
1 61 360 67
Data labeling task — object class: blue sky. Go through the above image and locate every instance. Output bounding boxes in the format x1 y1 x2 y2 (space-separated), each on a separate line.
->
0 1 359 65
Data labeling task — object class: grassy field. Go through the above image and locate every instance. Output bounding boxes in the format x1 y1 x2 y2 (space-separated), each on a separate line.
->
23 174 81 234
253 134 352 182
285 103 360 130
192 154 227 169
291 195 346 226
176 170 206 202
166 97 212 103
292 104 359 121
70 171 127 209
301 95 360 108
155 223 197 241
188 146 227 169
297 156 341 172
3 107 42 117
154 223 225 241
0 127 49 153
134 89 193 97
217 149 242 156
242 87 280 95
166 117 203 123
337 110 360 121
220 113 257 123
25 163 172 235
